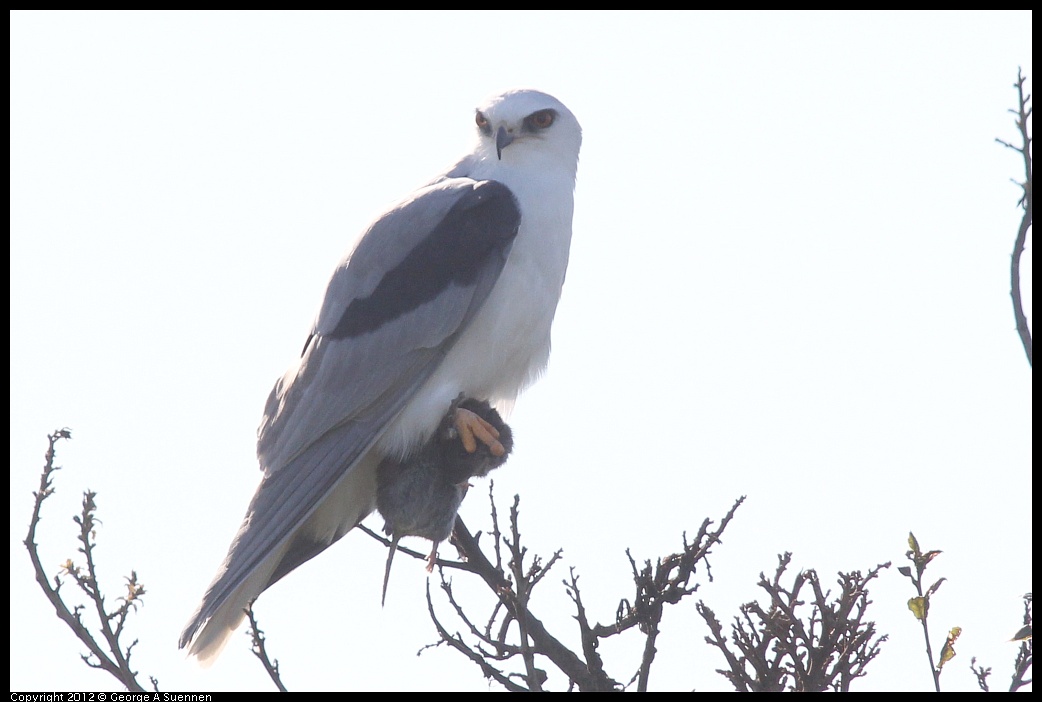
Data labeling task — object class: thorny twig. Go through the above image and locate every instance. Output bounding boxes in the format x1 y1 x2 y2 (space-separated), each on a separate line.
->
1008 593 1033 692
420 488 744 691
974 593 1033 692
245 604 288 692
23 430 153 692
996 67 1033 367
697 553 889 691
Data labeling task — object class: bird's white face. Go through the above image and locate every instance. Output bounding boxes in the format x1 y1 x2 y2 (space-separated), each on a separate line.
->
471 89 582 174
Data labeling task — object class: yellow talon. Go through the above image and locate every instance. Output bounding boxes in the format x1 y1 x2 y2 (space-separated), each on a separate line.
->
454 407 506 456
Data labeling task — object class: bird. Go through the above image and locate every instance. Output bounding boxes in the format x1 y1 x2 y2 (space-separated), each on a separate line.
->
376 395 513 605
179 89 582 663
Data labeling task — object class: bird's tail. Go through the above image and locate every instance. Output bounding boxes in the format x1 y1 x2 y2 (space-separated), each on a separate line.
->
180 453 381 663
180 551 286 665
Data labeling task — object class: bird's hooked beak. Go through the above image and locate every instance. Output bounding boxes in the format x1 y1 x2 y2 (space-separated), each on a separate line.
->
495 126 515 160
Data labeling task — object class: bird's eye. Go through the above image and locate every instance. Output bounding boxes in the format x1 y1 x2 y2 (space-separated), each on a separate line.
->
475 112 489 129
524 109 556 130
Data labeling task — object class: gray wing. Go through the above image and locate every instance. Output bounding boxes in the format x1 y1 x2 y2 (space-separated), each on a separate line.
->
180 177 520 657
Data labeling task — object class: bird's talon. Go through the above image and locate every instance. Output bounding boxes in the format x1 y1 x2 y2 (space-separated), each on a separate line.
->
454 407 505 456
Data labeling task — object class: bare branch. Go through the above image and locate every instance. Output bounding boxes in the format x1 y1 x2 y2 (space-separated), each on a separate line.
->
1009 593 1033 693
422 489 745 690
425 580 527 691
996 68 1033 366
697 553 889 691
245 605 288 692
23 430 153 692
970 656 992 692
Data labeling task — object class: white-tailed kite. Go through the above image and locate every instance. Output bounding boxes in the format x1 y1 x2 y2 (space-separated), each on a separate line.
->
179 89 582 662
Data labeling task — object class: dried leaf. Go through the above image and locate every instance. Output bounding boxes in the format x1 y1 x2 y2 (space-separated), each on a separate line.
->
921 550 942 567
938 626 962 669
908 596 928 621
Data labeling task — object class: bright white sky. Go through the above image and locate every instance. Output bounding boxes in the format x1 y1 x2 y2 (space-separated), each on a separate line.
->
10 10 1032 693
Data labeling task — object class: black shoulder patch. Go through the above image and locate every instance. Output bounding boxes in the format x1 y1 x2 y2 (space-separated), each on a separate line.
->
328 181 521 339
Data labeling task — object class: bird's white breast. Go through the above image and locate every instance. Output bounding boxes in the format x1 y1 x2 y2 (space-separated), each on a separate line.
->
377 164 575 458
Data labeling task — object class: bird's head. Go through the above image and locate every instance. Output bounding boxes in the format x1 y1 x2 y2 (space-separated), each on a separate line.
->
471 89 582 174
